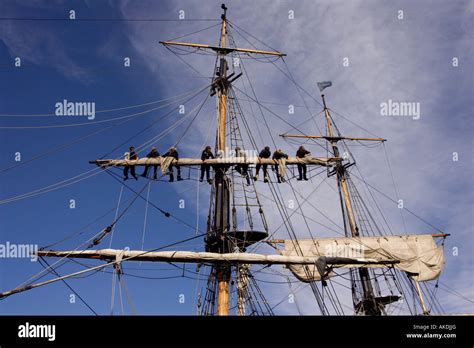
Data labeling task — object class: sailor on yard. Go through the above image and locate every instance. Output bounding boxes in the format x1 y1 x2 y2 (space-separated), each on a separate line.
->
140 147 160 180
162 147 183 182
234 146 251 186
200 146 214 184
253 146 271 183
272 149 288 183
123 146 138 181
296 145 310 181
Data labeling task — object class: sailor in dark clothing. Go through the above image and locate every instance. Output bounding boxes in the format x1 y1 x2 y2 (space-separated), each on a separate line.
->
140 147 160 180
272 149 288 183
200 146 214 184
253 146 271 183
163 147 183 182
123 146 139 181
234 146 251 186
296 145 310 181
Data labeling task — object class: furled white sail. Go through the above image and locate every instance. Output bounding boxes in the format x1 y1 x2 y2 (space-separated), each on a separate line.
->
281 234 444 282
92 156 337 167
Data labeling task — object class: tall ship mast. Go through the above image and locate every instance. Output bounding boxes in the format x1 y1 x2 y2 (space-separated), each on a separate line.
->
0 4 448 316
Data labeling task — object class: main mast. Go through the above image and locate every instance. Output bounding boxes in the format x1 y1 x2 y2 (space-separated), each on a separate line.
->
214 4 230 316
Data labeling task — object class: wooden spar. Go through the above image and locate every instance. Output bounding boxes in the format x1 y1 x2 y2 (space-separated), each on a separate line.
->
431 233 450 238
280 134 387 142
266 233 450 244
414 280 430 315
217 10 229 316
0 250 399 300
90 156 340 168
159 41 286 57
36 249 399 266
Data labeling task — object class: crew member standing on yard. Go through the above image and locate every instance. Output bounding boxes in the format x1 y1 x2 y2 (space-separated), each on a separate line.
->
296 145 310 181
272 149 288 183
254 146 271 183
163 147 183 182
123 146 139 181
234 146 251 186
200 146 214 184
140 147 160 180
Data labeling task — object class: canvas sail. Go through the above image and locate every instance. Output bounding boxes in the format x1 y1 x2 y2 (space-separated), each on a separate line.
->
281 234 444 282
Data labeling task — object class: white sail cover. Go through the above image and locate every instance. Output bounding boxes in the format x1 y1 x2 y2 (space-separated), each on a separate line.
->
281 234 444 282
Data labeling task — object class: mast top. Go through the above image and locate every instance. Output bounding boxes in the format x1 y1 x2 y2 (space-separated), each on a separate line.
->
221 3 228 20
321 94 328 109
281 87 387 143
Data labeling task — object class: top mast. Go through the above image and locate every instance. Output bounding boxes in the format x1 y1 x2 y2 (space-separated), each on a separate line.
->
217 4 228 152
321 94 358 235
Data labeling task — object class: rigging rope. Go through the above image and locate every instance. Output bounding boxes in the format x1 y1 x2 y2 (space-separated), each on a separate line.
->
0 85 211 205
383 143 408 234
12 179 149 291
0 84 209 130
109 185 124 248
0 167 104 205
350 173 445 233
0 85 208 117
141 182 151 250
0 17 220 22
110 270 117 315
38 257 98 315
0 85 209 175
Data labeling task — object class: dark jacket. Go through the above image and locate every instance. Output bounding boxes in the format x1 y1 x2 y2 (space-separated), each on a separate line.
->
201 150 214 161
259 148 271 158
146 150 160 158
129 150 138 160
164 150 179 160
272 151 288 160
296 149 310 158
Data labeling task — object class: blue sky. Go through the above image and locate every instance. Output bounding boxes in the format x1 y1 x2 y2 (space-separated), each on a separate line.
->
0 0 472 315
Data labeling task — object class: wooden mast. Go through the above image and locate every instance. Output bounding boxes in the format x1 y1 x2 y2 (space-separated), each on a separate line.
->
216 3 230 316
217 7 227 153
414 280 430 315
322 94 381 315
321 95 358 237
279 94 389 314
158 3 284 316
